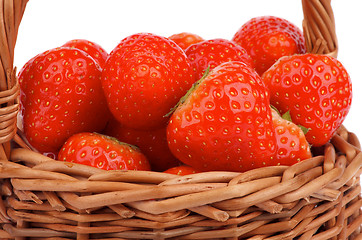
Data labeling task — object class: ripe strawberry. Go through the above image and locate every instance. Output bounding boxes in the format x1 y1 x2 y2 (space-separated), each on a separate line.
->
232 16 306 75
271 108 312 165
185 38 253 81
18 47 110 153
18 55 37 121
102 33 195 130
167 61 276 172
164 165 201 176
168 32 204 51
262 54 352 146
62 39 108 68
104 117 180 171
58 132 150 171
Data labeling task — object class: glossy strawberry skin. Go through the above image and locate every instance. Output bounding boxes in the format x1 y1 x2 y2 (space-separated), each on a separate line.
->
232 16 306 75
104 117 180 171
271 108 312 165
262 54 352 146
168 32 204 51
164 165 201 176
102 33 195 130
167 61 276 172
18 47 110 153
185 38 253 81
58 132 150 171
62 39 108 68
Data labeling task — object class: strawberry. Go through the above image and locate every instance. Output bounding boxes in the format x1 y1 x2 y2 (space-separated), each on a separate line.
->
18 47 110 153
18 55 37 122
58 132 150 171
62 39 108 68
104 117 180 171
232 16 306 75
185 38 253 81
164 165 201 176
167 61 276 172
102 33 195 130
168 32 204 51
262 53 352 147
271 108 312 165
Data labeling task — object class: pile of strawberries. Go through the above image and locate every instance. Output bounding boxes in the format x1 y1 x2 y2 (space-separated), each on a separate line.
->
18 16 352 175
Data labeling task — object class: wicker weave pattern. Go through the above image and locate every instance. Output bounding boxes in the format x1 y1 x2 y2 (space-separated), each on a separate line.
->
0 0 361 239
0 129 361 239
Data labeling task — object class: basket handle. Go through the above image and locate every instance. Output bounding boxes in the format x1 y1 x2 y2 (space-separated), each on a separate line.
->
302 0 338 57
0 0 338 159
0 0 28 159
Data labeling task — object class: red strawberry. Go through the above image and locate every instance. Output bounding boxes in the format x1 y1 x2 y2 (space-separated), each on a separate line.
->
271 108 312 165
168 32 204 51
58 132 150 171
185 38 253 81
104 117 180 171
167 61 276 172
262 53 352 146
164 165 201 176
62 39 108 68
18 55 37 122
18 47 110 153
232 16 306 75
102 33 195 130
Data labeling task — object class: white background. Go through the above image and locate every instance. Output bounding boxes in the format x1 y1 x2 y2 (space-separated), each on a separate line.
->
14 0 362 139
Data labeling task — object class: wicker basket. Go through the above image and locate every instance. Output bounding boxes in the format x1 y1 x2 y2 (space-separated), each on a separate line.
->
0 0 361 239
